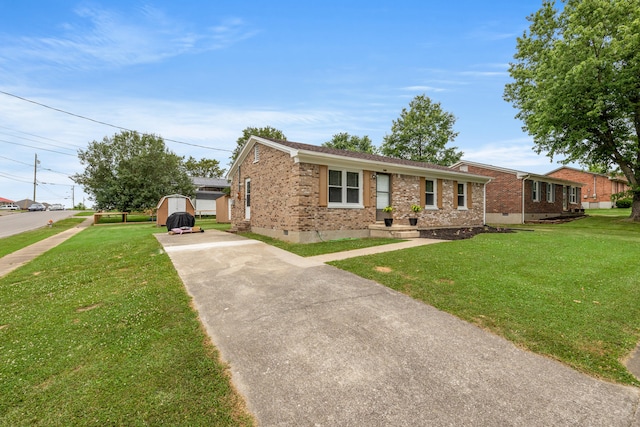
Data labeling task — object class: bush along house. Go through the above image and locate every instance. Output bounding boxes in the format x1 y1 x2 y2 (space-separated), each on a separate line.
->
450 161 585 224
226 136 492 243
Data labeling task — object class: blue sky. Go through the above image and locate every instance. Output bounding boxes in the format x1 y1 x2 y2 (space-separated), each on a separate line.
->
0 0 565 206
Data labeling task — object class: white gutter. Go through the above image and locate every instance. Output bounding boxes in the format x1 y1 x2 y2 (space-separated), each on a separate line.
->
483 181 487 225
518 173 531 224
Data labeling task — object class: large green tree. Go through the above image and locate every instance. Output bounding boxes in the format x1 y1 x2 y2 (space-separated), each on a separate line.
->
73 131 194 211
230 126 287 165
380 94 462 165
184 156 225 178
504 0 640 221
322 132 377 154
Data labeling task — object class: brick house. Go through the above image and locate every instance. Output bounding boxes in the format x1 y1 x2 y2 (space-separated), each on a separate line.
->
227 137 492 243
450 161 584 224
546 166 630 209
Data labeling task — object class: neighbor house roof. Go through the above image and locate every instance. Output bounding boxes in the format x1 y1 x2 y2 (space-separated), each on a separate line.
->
191 177 231 188
545 166 629 183
227 136 492 183
451 160 584 187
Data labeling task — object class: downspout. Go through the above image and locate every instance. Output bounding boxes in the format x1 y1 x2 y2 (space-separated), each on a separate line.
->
519 174 530 224
483 181 487 225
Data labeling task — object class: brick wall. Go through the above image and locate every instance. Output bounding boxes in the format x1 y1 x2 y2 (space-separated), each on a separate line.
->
230 142 486 240
548 168 630 207
388 174 484 227
463 165 522 214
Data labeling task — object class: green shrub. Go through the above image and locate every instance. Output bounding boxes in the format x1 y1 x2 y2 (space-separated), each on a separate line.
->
615 198 632 208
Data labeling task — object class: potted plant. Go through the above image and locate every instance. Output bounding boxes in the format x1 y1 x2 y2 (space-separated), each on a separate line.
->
409 204 422 226
382 205 394 227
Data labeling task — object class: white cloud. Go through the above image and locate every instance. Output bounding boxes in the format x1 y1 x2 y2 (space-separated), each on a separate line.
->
401 85 448 93
460 139 569 174
0 5 257 71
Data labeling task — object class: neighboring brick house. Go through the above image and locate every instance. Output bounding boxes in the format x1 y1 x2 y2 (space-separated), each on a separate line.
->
546 166 630 209
226 137 492 243
450 161 584 224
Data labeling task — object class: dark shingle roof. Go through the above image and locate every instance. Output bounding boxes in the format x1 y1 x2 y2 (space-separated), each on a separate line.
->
261 138 454 172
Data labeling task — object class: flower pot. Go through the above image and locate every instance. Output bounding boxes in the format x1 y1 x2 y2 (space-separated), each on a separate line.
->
384 218 393 227
409 218 418 226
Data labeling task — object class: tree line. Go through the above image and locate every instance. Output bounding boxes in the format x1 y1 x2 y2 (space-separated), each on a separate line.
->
74 0 640 220
74 93 462 212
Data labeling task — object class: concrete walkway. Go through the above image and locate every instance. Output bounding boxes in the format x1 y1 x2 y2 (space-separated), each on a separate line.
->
156 230 640 427
0 216 93 278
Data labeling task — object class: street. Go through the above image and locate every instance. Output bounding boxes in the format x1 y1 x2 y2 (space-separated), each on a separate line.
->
0 210 78 239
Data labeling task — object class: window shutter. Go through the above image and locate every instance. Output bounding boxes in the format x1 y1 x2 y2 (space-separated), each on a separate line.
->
453 180 458 209
363 171 372 207
467 182 473 208
437 179 443 209
420 177 426 207
319 165 328 207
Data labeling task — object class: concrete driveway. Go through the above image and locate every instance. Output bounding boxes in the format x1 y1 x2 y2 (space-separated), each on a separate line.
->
156 230 640 426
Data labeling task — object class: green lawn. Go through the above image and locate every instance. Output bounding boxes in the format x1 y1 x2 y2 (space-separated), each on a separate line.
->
330 213 640 385
0 217 86 258
0 223 253 426
239 232 404 257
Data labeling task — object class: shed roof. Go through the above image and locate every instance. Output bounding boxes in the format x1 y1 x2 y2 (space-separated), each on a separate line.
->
156 194 194 209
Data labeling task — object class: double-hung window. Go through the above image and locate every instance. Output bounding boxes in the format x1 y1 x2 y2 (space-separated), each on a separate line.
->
328 169 362 207
546 183 555 202
425 179 436 208
457 182 466 209
569 187 578 204
532 181 540 202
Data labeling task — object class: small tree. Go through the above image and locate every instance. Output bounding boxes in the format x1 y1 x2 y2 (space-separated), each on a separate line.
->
184 156 225 178
230 126 286 165
380 94 462 165
504 0 640 221
73 131 194 211
322 132 377 154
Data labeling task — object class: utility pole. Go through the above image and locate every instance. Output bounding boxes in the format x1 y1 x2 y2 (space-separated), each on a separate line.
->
33 153 39 202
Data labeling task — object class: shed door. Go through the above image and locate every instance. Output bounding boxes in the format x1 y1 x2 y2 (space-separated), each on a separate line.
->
168 197 186 215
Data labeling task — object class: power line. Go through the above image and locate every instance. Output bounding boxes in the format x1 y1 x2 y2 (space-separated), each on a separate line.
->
0 171 32 184
0 138 76 156
0 124 83 148
0 130 77 152
0 90 233 153
0 155 32 167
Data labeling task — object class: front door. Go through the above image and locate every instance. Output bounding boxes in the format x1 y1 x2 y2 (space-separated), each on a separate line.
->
376 173 390 221
245 178 251 220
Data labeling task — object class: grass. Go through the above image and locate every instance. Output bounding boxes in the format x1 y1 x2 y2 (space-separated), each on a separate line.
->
0 217 86 258
585 207 631 217
0 223 254 426
239 232 404 257
329 213 640 385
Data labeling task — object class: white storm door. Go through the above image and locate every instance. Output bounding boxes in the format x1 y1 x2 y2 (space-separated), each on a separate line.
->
245 178 251 220
376 173 390 221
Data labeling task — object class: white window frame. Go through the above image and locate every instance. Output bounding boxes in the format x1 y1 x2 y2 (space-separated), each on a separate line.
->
328 169 363 209
532 180 540 202
425 178 437 209
457 182 467 210
570 187 578 204
546 182 555 203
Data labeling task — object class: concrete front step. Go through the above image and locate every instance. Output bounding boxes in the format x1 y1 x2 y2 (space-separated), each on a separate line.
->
368 223 420 239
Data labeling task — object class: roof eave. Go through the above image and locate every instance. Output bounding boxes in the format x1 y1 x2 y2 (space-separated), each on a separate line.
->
295 151 491 183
